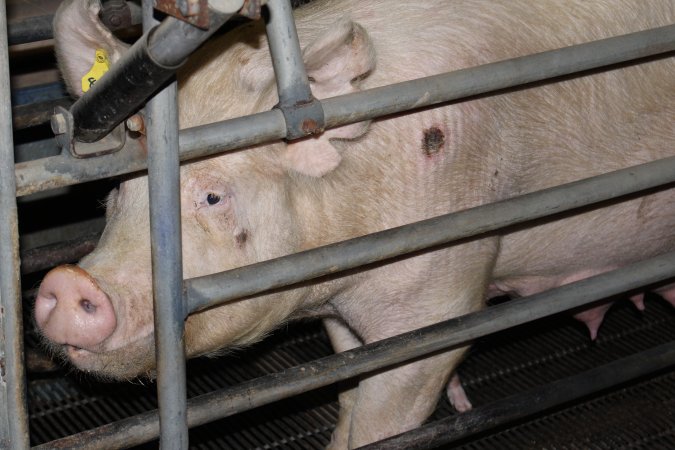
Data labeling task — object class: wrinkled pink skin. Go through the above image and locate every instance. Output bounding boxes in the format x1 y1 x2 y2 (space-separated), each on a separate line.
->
36 0 675 447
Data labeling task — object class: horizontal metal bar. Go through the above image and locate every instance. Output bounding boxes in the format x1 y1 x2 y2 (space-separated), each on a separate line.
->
323 23 675 128
20 231 100 274
186 156 675 313
12 98 72 130
15 24 675 196
6 14 53 46
360 340 675 450
6 3 142 45
15 138 148 197
33 251 675 449
15 110 286 197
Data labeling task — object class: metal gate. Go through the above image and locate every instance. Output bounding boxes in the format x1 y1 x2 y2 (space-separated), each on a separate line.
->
2 0 675 448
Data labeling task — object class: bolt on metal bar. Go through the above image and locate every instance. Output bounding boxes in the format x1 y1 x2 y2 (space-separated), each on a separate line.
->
186 156 675 314
14 24 675 196
359 340 675 450
70 0 243 142
32 250 675 450
142 1 189 448
0 0 29 447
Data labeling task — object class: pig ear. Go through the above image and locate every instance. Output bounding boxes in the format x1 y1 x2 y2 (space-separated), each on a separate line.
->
281 18 376 177
53 0 129 97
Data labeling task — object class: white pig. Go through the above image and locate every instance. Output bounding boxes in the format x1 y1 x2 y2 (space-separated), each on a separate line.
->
35 0 675 447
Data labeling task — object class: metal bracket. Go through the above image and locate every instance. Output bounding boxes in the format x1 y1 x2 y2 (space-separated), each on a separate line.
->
276 97 325 141
52 106 126 158
155 0 210 29
154 0 247 29
238 0 263 20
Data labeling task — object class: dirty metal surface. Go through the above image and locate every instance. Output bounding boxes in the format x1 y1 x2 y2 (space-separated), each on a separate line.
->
24 294 675 449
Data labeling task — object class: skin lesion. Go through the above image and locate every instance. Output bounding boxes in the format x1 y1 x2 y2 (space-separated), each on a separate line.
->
234 228 249 247
421 126 446 157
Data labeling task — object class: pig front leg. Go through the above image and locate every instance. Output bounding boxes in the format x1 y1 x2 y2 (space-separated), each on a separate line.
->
338 241 496 448
347 348 469 448
447 373 472 412
325 318 471 449
324 318 363 450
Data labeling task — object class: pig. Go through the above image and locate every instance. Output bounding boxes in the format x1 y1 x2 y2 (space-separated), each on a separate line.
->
35 0 675 447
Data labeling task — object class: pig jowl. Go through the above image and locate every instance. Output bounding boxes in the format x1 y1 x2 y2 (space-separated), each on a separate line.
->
35 0 675 447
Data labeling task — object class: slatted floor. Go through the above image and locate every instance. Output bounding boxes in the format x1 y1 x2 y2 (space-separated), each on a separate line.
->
25 293 675 449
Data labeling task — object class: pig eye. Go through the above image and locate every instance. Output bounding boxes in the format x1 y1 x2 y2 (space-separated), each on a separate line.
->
351 70 372 84
206 193 221 205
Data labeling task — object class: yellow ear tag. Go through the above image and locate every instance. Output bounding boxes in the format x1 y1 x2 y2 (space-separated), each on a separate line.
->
81 49 110 93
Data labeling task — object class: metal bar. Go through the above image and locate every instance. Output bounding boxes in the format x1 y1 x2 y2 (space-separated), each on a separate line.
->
15 109 286 197
265 0 312 106
70 1 243 143
186 156 675 313
15 24 675 195
6 3 141 45
20 231 100 274
12 98 72 130
6 14 53 45
32 251 675 449
264 0 324 139
142 1 188 448
359 340 675 450
0 0 29 447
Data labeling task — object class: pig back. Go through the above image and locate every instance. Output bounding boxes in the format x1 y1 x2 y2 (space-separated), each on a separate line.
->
296 0 675 235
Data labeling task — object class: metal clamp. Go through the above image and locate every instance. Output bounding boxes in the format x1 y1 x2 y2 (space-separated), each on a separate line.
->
51 106 126 158
154 0 246 29
265 0 324 140
275 97 325 141
155 0 210 29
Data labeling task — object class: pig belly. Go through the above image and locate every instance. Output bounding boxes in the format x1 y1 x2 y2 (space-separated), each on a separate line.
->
490 190 675 336
494 188 675 279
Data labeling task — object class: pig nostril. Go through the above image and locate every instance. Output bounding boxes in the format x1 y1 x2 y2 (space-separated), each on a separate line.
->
80 299 97 314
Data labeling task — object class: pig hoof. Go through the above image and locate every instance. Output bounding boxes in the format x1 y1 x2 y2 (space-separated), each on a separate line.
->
629 293 645 311
447 374 472 412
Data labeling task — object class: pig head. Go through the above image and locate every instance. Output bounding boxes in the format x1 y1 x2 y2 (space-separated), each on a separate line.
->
35 0 382 380
35 0 675 447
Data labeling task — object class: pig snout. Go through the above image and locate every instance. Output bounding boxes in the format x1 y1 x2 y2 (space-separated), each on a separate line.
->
35 265 117 351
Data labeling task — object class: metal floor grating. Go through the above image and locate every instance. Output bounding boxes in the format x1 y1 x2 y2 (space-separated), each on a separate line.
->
25 294 675 449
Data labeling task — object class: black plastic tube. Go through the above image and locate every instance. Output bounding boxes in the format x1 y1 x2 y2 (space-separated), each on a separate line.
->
70 8 237 142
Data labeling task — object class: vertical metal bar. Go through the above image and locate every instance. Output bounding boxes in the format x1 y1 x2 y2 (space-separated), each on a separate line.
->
142 1 188 448
0 0 29 447
265 0 312 106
